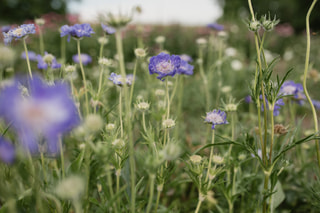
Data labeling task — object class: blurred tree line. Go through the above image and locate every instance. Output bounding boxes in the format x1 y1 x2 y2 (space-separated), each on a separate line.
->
218 0 320 32
0 0 80 24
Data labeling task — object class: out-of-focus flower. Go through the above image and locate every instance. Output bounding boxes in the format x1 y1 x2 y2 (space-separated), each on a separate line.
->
312 100 320 110
204 109 228 129
275 23 294 37
1 25 11 33
148 52 181 80
247 20 261 32
207 23 224 31
83 114 103 133
21 51 37 62
155 36 165 44
260 95 284 116
0 45 15 67
101 23 116 35
0 75 80 154
134 48 147 58
225 47 237 57
231 59 243 71
72 53 92 65
64 65 77 73
105 12 132 29
55 175 85 200
196 38 207 46
37 52 61 70
177 60 193 75
35 18 45 26
109 72 133 86
3 24 36 45
179 54 193 63
98 36 108 45
0 137 15 164
98 57 113 66
135 101 150 112
162 118 176 129
245 95 253 104
60 23 95 42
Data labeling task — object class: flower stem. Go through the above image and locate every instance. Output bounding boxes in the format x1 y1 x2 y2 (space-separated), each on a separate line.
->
146 174 155 213
142 112 147 133
119 88 123 138
23 38 33 78
77 39 89 115
269 107 275 164
302 0 320 168
205 130 215 184
39 27 44 55
198 47 210 111
40 152 47 184
129 59 138 107
165 78 170 119
194 199 203 213
59 138 65 178
154 188 161 213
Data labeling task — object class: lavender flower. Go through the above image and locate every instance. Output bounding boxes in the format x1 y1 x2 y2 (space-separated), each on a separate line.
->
204 109 228 129
260 95 284 116
312 100 320 110
109 72 133 86
0 137 15 164
1 25 11 33
245 95 253 103
0 75 80 154
101 23 116 35
37 52 61 70
3 24 36 45
148 52 181 80
60 23 95 42
207 23 224 31
280 80 305 104
177 60 194 75
21 51 38 62
72 53 92 65
179 54 193 63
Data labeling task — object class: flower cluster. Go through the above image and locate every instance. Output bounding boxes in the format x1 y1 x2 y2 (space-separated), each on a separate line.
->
3 24 36 45
204 109 228 129
177 59 194 75
109 72 133 86
60 23 95 42
37 52 61 70
0 75 80 154
207 23 224 31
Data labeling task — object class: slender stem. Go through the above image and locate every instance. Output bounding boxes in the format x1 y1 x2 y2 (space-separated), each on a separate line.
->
61 37 66 64
116 168 121 210
194 199 203 213
142 112 147 133
302 0 320 168
169 75 179 106
40 152 47 184
205 130 215 184
23 39 33 78
146 174 155 213
165 78 170 119
263 173 270 213
129 59 139 107
84 141 91 213
97 65 104 99
59 138 65 178
99 39 105 59
77 39 89 115
269 107 275 164
154 189 161 213
39 27 44 55
119 88 123 138
198 47 210 111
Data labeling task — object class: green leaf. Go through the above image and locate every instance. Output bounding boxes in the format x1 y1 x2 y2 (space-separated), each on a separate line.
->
270 181 285 211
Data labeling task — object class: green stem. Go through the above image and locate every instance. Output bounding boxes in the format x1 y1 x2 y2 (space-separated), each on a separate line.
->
302 0 320 168
205 130 215 184
129 59 138 107
84 141 92 213
39 27 44 55
116 168 121 210
142 112 147 133
61 37 66 64
40 152 47 184
77 39 89 115
97 65 104 100
263 173 270 213
165 78 170 119
169 75 179 106
146 174 155 213
23 38 33 78
119 88 123 138
269 107 275 164
59 138 65 178
198 47 210 111
194 199 202 213
154 188 161 213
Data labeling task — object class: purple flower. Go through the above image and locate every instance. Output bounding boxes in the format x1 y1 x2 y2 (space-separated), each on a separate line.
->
148 52 181 80
204 109 228 129
37 52 61 70
72 54 92 65
1 25 11 33
21 51 38 62
0 137 15 164
0 75 80 154
60 23 95 42
177 60 194 75
207 23 224 31
312 100 320 110
260 95 284 116
245 95 253 103
109 72 133 86
179 54 193 63
280 80 305 105
3 24 36 45
101 23 116 35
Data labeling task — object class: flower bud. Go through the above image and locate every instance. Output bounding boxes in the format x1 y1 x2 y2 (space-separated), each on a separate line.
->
134 48 147 58
98 57 112 66
136 101 150 112
190 155 202 164
98 36 108 45
65 65 77 73
35 18 45 26
248 20 261 32
162 119 176 129
55 176 85 200
84 114 104 133
155 36 165 44
105 123 115 131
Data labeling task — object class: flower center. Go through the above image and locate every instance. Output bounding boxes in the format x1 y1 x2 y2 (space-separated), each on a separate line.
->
282 85 296 95
13 28 23 36
207 113 223 123
156 61 174 74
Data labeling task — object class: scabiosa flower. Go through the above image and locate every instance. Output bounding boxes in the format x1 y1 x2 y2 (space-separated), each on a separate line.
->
148 52 181 80
21 51 38 62
3 24 36 45
37 52 61 70
72 53 92 65
207 23 224 31
101 23 116 35
177 59 194 75
245 95 253 103
312 100 320 110
204 109 228 129
109 72 133 86
0 75 80 154
179 54 193 63
260 95 284 116
0 137 15 164
60 23 95 42
1 25 11 33
280 80 302 97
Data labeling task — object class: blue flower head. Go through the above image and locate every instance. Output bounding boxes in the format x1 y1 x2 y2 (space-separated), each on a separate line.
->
179 54 193 63
60 23 95 42
21 51 38 62
245 95 253 103
207 23 224 31
177 60 194 75
1 25 11 33
204 109 228 129
148 52 181 80
0 137 15 164
312 100 320 110
101 23 116 35
72 53 92 65
280 80 305 105
37 52 61 70
260 95 284 116
0 75 80 154
3 24 36 45
109 72 133 86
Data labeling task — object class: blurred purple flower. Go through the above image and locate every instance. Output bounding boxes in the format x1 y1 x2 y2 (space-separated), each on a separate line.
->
109 72 133 86
3 24 36 45
0 75 80 154
204 109 228 129
0 137 15 164
21 51 38 62
37 52 61 70
179 54 193 63
60 23 95 42
177 60 194 75
312 100 320 110
101 23 116 35
1 25 11 33
148 52 181 80
260 95 284 116
72 53 92 65
207 23 224 31
245 95 252 103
